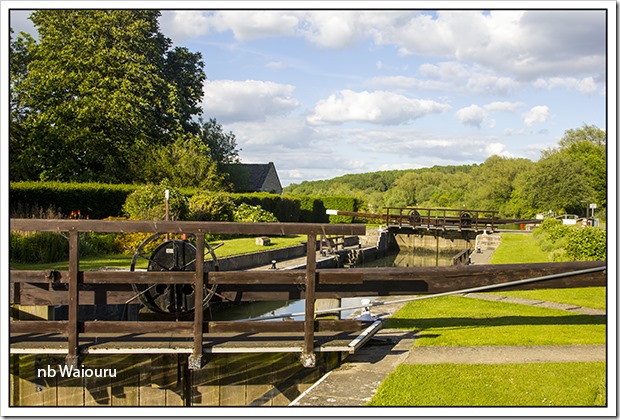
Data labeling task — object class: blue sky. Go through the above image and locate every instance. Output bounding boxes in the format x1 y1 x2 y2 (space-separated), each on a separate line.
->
8 4 612 187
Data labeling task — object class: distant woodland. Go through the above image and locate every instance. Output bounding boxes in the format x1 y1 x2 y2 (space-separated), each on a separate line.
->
284 125 606 220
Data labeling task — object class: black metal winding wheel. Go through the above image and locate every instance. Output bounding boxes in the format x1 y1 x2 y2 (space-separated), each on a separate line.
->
408 209 422 225
130 233 219 317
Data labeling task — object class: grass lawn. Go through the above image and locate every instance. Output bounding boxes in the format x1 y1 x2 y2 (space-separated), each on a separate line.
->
368 362 606 406
372 232 608 407
489 233 549 264
488 286 606 311
384 295 606 347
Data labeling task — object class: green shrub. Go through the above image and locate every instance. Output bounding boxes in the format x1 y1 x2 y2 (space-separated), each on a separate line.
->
533 218 606 262
233 203 278 223
229 193 300 222
189 192 234 221
122 180 189 221
564 227 606 261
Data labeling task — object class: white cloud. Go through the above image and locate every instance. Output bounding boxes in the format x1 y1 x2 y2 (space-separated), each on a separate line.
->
375 10 605 80
533 77 599 94
484 143 512 157
307 90 450 125
484 101 525 112
523 105 550 127
348 127 510 162
228 117 313 149
367 75 450 92
202 80 300 123
372 62 520 96
212 11 300 40
159 11 212 40
456 104 488 128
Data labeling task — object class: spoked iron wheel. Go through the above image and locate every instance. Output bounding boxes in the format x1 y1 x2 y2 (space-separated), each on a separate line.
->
130 233 220 317
408 209 422 225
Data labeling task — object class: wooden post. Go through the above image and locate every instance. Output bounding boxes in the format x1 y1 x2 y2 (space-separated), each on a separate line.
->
66 230 79 367
189 233 205 370
301 234 316 368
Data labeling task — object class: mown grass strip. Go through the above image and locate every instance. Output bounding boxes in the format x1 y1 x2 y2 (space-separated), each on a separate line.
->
488 286 606 311
368 362 606 406
490 233 549 264
384 295 606 346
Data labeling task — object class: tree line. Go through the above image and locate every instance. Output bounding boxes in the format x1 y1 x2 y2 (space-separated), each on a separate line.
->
10 10 240 188
284 124 607 220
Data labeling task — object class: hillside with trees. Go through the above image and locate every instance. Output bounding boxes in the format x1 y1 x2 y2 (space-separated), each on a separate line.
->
284 124 607 220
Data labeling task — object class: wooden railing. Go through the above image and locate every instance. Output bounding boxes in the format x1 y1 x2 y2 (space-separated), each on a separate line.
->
383 207 500 231
9 219 366 369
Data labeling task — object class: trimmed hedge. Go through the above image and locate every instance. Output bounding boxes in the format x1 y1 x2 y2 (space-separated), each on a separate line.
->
292 196 329 223
321 196 362 223
9 182 364 224
10 181 137 219
228 192 301 222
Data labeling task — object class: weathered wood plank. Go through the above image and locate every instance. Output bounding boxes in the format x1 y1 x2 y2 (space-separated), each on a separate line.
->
12 261 606 306
302 234 317 366
209 270 305 284
208 320 365 334
67 231 79 362
10 219 365 236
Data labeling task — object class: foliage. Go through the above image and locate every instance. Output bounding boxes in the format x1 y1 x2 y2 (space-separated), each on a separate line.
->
199 118 241 165
140 133 225 190
517 153 594 216
464 156 534 217
564 227 606 261
321 196 361 223
10 10 205 183
533 219 606 261
229 193 301 222
9 231 117 263
369 362 606 406
290 195 329 223
189 192 235 221
232 203 279 223
122 181 189 220
9 181 137 219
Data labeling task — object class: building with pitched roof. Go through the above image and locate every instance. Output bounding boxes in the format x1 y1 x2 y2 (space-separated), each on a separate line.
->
225 162 283 194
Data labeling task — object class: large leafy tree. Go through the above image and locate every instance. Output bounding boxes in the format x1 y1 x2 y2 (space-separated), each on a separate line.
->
10 10 206 183
515 125 605 216
198 118 241 165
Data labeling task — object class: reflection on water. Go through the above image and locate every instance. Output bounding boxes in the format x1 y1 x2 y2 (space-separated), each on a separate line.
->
357 249 453 268
214 249 453 321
